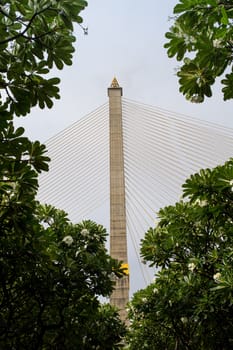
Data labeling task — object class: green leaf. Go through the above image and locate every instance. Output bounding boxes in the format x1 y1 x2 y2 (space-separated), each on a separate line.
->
47 78 60 85
59 12 74 30
14 127 25 137
221 6 229 25
222 72 233 100
210 285 227 291
165 0 233 102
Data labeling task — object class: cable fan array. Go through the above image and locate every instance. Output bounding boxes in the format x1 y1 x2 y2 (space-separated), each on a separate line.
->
38 98 233 294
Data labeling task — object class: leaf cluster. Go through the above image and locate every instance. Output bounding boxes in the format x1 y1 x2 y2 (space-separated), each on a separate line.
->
0 112 50 227
128 159 233 349
165 0 233 102
0 0 87 116
0 201 126 349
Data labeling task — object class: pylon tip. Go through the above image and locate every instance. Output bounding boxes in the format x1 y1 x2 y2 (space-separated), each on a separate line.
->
110 77 120 88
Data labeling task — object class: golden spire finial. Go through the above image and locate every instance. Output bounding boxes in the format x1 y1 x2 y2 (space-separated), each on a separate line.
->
110 77 120 88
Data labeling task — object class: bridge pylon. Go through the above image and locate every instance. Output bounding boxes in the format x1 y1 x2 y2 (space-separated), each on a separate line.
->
108 78 129 322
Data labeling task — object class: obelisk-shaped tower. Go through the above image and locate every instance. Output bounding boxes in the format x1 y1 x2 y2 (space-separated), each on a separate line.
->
108 78 129 322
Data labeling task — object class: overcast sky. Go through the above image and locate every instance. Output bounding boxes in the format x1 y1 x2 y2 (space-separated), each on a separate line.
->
16 0 233 141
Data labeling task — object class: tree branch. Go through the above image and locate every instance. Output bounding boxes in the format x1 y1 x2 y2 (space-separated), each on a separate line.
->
0 6 57 46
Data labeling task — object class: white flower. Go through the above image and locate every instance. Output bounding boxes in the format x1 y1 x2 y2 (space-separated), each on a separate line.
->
220 179 233 191
62 235 73 246
81 228 89 237
188 262 196 272
228 180 233 192
213 39 223 48
195 199 207 207
93 233 100 241
181 317 188 324
213 272 221 283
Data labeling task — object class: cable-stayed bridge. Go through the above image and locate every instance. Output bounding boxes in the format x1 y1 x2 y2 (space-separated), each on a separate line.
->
37 84 233 297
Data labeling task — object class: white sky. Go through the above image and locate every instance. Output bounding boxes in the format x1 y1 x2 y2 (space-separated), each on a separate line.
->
16 0 233 141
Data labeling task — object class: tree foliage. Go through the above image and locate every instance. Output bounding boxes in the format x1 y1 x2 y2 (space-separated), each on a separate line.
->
165 0 233 102
0 1 127 348
0 0 87 116
127 159 233 349
1 198 126 348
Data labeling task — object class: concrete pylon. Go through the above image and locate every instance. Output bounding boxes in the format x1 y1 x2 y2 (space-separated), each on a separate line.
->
108 78 129 322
